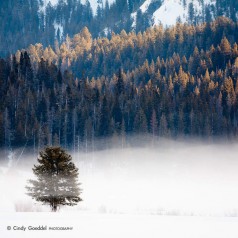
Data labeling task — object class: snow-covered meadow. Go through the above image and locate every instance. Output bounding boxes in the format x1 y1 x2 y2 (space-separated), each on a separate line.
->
1 138 238 237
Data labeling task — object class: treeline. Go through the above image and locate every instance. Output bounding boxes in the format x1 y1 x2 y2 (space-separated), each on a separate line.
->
1 18 238 151
25 17 238 80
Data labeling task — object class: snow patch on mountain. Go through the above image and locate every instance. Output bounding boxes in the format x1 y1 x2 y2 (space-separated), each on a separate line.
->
39 0 115 39
153 0 215 26
140 0 153 13
81 0 115 14
39 0 115 15
132 0 216 28
131 12 137 28
38 0 65 14
153 0 187 26
53 21 64 40
131 0 152 28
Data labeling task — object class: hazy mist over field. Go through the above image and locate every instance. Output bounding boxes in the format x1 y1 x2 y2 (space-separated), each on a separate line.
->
1 138 238 216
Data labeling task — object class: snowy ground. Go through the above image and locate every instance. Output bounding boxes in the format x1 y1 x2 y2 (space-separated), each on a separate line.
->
1 139 238 237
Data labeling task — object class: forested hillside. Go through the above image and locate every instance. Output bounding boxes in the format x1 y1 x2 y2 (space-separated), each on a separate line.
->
0 17 238 151
0 0 142 56
0 0 237 57
23 17 238 79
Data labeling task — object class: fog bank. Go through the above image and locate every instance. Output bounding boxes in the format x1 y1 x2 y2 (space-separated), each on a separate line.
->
1 139 238 216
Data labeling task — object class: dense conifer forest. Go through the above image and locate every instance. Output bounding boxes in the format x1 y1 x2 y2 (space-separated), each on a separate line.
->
0 17 238 151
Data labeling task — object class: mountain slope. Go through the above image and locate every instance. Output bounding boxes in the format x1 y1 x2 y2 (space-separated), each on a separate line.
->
1 18 238 148
152 0 215 26
39 0 115 15
132 0 237 27
0 0 237 57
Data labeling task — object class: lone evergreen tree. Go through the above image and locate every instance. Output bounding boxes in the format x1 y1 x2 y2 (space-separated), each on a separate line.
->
26 147 82 212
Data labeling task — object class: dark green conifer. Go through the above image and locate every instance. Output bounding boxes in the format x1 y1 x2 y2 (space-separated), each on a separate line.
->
26 147 82 212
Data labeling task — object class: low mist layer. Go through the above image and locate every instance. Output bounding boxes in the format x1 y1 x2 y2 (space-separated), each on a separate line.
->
1 138 238 216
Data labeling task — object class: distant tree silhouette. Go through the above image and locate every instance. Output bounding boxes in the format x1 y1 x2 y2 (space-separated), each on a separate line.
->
26 147 82 212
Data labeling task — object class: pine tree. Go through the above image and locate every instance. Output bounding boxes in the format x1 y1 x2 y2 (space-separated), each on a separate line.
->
26 147 82 212
150 109 158 137
220 37 231 56
115 68 125 95
134 109 148 133
188 2 195 24
99 96 110 136
159 113 169 137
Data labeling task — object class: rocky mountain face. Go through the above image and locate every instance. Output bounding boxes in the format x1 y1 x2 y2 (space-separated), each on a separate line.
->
0 0 237 56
